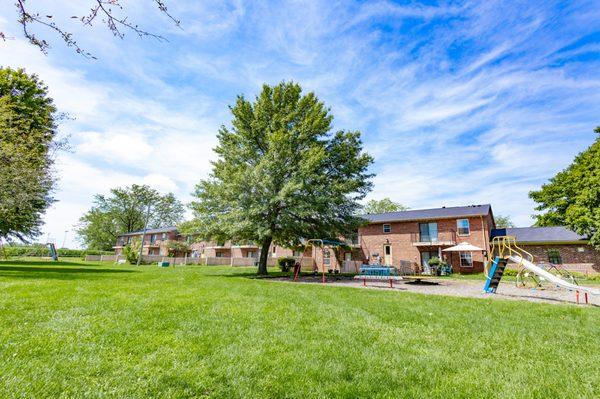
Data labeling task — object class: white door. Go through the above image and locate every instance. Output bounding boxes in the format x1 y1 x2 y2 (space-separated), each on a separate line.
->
383 245 392 265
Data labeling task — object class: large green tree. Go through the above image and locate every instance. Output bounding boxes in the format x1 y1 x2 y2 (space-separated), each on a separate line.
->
76 184 184 250
0 68 59 242
185 82 373 274
362 198 408 214
529 126 600 248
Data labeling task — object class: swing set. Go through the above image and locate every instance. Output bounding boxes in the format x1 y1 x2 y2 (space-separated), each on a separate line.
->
293 238 348 284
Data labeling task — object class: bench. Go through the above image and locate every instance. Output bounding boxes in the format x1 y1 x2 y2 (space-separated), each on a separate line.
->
354 265 403 288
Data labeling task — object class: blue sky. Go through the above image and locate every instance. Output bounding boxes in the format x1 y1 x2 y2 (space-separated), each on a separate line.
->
1 0 599 248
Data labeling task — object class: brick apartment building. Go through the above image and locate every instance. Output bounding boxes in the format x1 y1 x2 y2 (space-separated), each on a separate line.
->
113 204 600 274
359 204 495 273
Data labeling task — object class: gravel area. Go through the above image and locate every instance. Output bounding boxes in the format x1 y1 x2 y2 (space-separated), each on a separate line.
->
274 275 600 306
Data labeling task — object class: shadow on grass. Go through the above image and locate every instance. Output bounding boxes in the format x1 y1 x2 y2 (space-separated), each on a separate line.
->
0 265 135 274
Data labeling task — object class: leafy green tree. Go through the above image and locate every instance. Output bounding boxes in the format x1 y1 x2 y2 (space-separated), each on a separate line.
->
122 239 141 265
77 184 184 250
530 126 600 248
362 198 408 214
185 82 373 275
0 68 60 242
494 215 515 228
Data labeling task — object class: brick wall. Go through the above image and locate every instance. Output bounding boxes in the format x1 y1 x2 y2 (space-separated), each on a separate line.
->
513 243 600 274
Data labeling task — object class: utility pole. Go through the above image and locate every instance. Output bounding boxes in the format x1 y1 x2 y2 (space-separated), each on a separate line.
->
136 203 152 267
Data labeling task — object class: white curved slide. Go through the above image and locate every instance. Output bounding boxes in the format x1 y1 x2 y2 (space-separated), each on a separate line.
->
508 254 600 295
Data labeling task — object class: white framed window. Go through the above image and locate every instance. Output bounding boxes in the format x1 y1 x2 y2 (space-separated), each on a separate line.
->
459 252 473 267
383 223 391 233
457 219 470 236
272 246 277 257
247 251 256 258
161 233 167 241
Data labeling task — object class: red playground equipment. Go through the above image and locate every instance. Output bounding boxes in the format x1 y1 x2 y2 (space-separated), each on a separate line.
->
293 239 346 284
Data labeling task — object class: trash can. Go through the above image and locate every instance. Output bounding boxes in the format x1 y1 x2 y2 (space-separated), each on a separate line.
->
158 261 170 267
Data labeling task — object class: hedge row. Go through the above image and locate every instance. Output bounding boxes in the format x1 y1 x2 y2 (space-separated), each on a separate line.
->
1 245 113 258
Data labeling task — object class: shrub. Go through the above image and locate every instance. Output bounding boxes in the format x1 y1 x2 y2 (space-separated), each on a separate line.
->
427 257 449 268
278 257 295 272
0 244 112 258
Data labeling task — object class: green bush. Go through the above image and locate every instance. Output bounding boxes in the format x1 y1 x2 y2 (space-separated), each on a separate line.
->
277 257 296 272
122 244 139 265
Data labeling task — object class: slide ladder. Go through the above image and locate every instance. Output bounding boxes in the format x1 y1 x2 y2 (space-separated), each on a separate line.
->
483 256 508 293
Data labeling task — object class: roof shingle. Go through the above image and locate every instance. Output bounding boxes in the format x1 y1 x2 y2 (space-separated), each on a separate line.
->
491 226 587 243
361 204 491 223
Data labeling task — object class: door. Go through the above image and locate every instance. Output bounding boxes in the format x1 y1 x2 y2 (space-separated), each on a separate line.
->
383 244 392 265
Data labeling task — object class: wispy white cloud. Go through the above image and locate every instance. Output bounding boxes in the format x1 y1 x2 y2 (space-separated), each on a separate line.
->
1 0 599 245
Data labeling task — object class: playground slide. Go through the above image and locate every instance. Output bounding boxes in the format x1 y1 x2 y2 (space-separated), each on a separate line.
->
508 254 600 296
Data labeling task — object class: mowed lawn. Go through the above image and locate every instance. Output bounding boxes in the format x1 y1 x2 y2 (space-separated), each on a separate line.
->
1 260 599 398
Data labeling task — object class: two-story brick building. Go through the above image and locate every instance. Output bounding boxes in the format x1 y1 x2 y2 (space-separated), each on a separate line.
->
358 204 495 273
113 226 182 256
113 205 600 275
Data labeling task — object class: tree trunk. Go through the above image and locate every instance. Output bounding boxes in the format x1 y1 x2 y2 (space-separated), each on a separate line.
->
258 236 272 275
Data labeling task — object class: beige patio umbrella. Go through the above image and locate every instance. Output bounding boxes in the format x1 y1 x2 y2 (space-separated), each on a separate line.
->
442 242 485 272
442 242 484 252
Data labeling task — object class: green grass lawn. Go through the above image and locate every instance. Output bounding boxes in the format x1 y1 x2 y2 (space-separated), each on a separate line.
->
1 259 599 398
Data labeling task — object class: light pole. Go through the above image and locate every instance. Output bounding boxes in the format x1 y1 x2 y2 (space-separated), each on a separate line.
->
61 230 68 249
136 204 152 267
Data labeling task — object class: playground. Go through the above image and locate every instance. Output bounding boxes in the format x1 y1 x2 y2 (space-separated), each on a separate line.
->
287 235 600 306
283 274 600 306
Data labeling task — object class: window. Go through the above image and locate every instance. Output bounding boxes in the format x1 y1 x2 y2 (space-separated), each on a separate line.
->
247 251 256 258
272 246 277 257
547 249 562 264
161 233 167 241
419 222 438 242
150 234 157 244
215 251 223 258
344 252 352 261
293 250 302 257
457 219 470 236
459 252 473 267
383 224 391 233
384 245 391 256
323 249 331 265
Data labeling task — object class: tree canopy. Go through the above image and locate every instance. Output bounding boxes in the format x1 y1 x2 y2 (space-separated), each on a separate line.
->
529 127 600 248
184 82 373 274
0 67 59 242
76 184 184 250
494 215 515 228
362 198 408 214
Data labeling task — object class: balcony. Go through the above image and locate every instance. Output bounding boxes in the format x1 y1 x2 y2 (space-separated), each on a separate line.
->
231 241 258 249
411 231 456 246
